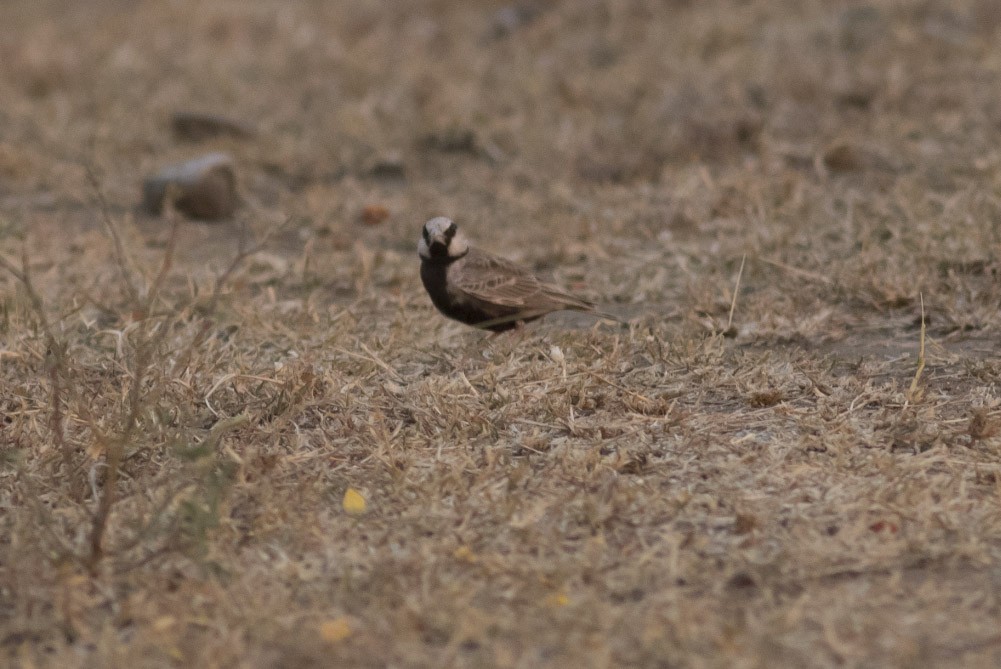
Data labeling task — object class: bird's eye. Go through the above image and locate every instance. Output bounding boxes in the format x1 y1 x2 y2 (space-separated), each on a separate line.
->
445 222 457 239
422 226 430 243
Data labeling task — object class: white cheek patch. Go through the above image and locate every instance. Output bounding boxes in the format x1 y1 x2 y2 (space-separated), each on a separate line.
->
447 236 468 258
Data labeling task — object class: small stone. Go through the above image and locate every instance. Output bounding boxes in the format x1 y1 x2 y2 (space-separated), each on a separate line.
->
142 153 237 220
420 126 478 154
366 152 406 181
726 571 757 590
820 142 896 175
836 88 875 110
360 204 390 226
821 143 864 173
171 111 255 142
733 513 758 535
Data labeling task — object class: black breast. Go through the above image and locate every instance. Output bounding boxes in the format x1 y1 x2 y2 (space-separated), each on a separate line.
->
420 259 525 332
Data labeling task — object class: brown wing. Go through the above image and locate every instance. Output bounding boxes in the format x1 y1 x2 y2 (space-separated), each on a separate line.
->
452 247 595 313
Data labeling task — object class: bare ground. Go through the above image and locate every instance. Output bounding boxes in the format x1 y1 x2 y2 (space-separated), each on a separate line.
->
3 1 1001 667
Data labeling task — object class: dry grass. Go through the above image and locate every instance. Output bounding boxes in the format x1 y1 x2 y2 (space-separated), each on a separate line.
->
3 0 1001 666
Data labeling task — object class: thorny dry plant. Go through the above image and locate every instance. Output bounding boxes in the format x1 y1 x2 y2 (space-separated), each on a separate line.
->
3 1 1001 668
1 184 285 578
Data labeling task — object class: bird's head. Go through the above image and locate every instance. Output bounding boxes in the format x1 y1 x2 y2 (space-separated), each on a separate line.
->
418 216 469 261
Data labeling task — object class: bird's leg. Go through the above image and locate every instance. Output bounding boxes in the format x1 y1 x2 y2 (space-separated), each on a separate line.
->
506 320 528 348
485 320 525 339
484 322 528 358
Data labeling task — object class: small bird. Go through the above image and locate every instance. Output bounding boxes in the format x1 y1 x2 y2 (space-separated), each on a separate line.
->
417 216 611 332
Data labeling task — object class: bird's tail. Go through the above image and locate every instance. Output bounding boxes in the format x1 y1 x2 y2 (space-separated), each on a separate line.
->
590 309 628 325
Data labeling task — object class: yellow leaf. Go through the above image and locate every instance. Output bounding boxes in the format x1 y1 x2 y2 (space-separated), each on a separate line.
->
152 616 176 632
544 590 570 608
319 617 352 643
453 545 478 563
342 488 366 515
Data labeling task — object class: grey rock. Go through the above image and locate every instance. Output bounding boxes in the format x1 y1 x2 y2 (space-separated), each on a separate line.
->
142 152 237 220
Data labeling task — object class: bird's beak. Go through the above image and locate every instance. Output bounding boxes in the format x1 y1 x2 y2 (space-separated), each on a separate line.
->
427 234 454 256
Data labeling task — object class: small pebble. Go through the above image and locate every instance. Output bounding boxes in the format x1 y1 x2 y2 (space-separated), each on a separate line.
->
360 204 390 226
821 143 863 173
171 111 255 142
142 152 237 220
420 126 477 154
366 153 406 181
